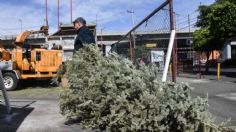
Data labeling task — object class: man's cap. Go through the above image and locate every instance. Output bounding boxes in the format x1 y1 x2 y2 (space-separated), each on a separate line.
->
73 17 86 25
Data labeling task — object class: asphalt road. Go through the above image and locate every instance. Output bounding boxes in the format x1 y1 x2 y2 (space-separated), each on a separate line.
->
177 77 236 125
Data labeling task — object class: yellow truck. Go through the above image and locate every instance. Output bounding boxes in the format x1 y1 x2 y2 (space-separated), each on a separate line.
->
0 28 63 90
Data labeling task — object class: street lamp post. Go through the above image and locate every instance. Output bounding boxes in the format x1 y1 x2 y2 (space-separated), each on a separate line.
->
58 0 60 29
19 19 22 32
70 0 72 23
127 9 135 28
127 9 136 49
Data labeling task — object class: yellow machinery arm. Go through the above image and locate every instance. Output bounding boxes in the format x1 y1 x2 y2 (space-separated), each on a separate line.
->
14 26 49 47
15 31 34 47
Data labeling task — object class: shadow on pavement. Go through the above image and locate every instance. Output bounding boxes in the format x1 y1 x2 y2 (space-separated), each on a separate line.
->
18 79 57 90
0 104 34 132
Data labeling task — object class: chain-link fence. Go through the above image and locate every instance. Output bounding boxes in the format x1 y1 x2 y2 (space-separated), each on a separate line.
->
112 0 174 77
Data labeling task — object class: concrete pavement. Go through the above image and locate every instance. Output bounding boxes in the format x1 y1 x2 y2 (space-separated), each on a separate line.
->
0 76 235 131
0 99 84 132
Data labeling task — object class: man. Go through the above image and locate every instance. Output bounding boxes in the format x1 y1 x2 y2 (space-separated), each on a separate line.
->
73 17 95 52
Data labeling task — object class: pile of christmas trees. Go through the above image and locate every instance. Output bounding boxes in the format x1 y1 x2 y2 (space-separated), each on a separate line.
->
57 45 233 131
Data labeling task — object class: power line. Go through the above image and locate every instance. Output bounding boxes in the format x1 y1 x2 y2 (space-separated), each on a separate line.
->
176 15 188 21
177 23 196 31
178 17 197 25
177 17 197 25
175 10 197 20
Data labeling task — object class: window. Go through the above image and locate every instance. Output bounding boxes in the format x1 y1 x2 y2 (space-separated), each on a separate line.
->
36 51 41 61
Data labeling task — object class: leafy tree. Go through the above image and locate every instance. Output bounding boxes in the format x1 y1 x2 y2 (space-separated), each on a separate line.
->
193 29 212 51
193 29 213 72
196 6 212 28
196 0 236 47
209 1 236 43
216 0 236 4
134 46 149 61
126 46 149 64
194 0 236 71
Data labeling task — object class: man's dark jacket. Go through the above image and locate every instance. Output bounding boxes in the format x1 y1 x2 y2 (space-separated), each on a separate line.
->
74 26 95 51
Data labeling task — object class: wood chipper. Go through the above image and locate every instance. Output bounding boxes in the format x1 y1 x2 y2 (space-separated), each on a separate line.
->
0 27 63 90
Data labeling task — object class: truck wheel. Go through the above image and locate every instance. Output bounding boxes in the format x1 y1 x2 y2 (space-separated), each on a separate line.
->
3 72 19 91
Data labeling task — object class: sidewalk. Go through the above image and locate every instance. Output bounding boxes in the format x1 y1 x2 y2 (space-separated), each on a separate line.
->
0 99 84 132
178 72 236 83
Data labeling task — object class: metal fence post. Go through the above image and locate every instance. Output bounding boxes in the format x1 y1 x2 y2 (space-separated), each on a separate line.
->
162 30 176 82
169 0 177 82
129 33 133 62
0 71 11 114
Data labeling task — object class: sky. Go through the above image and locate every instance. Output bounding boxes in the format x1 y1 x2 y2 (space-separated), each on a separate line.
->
0 0 215 36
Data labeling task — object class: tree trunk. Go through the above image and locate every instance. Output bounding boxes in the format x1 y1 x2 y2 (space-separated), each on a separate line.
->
205 51 210 73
